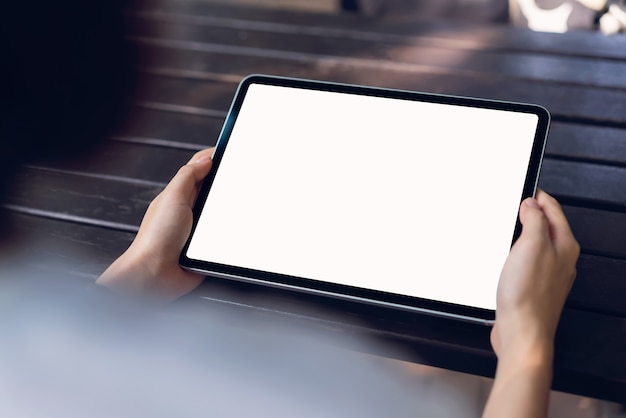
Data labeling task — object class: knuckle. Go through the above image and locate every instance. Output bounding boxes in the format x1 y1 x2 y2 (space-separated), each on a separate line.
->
563 239 580 264
176 164 197 181
178 164 194 175
148 192 163 209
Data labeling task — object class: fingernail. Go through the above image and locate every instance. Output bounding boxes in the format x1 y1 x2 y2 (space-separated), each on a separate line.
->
525 198 540 208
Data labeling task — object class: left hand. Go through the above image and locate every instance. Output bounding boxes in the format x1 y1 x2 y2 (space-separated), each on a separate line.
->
96 148 214 303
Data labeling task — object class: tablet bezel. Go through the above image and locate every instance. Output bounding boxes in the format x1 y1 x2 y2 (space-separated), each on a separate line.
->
180 74 550 325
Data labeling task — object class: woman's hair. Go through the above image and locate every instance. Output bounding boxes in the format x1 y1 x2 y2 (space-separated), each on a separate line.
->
0 0 137 200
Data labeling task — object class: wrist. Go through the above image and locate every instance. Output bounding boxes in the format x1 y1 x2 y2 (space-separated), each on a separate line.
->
497 335 554 377
486 336 554 418
96 248 150 293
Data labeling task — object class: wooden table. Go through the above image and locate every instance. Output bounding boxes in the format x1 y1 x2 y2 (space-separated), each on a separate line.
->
6 0 626 403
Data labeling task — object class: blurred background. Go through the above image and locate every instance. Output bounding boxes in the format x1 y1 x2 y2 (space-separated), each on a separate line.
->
191 0 626 33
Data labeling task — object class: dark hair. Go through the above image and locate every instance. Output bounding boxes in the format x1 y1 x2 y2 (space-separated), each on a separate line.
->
0 0 137 199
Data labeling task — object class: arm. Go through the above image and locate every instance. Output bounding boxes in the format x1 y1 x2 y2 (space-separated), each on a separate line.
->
96 148 214 303
483 190 579 418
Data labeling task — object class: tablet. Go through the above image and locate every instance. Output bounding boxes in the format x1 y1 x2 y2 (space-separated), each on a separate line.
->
180 75 550 324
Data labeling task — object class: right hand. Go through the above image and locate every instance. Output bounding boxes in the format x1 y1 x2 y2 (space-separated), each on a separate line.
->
491 189 580 360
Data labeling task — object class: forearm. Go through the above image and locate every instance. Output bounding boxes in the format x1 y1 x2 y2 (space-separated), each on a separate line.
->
485 191 578 417
483 343 553 418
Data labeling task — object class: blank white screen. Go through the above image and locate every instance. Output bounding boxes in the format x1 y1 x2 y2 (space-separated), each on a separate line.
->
187 83 539 310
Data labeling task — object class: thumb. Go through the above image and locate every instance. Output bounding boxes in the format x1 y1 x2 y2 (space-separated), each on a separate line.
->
164 148 214 205
518 197 549 241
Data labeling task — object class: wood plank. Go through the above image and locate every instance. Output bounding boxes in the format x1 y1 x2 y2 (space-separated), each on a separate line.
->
568 254 626 315
136 74 237 111
539 159 626 207
120 107 222 148
34 141 197 185
171 0 338 14
129 0 626 60
129 17 626 90
137 43 626 124
547 122 626 166
132 75 626 167
554 309 626 402
563 206 626 259
7 167 162 230
6 212 135 276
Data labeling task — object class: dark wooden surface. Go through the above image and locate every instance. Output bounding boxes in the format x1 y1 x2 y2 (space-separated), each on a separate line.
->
5 0 626 403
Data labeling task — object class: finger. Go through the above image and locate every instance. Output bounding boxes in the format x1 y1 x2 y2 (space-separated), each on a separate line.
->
187 147 215 165
518 197 550 242
535 189 576 244
164 151 214 205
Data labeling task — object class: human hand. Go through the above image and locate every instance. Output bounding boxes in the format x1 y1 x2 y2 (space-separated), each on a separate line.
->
491 189 580 361
483 190 579 418
96 148 214 303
